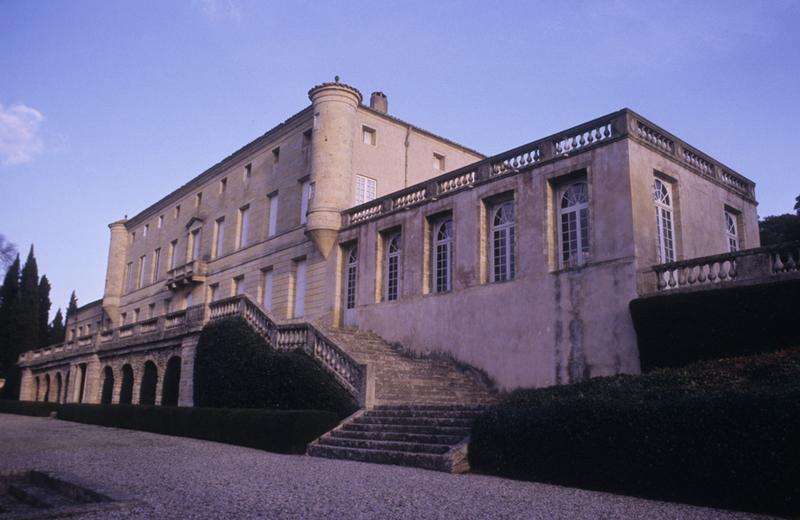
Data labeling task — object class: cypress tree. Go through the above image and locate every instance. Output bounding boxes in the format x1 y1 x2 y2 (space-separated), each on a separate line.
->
18 246 40 353
38 275 52 347
0 255 21 377
66 290 78 323
49 308 65 344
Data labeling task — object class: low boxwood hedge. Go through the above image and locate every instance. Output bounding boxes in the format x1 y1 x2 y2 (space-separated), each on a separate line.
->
0 400 338 454
469 349 800 517
194 318 357 419
630 278 800 370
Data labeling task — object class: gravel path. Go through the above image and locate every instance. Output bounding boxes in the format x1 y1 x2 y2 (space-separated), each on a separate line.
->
0 413 776 520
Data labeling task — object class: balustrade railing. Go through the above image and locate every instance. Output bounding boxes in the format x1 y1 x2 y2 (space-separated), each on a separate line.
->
652 241 800 292
208 295 369 405
554 121 614 156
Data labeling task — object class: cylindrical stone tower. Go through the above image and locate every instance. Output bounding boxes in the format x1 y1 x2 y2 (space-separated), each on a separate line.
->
102 219 129 325
307 80 362 258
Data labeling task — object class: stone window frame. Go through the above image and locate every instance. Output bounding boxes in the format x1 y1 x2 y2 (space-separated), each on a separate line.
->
490 199 516 283
212 217 225 259
260 267 274 312
354 175 377 206
237 204 251 249
267 191 279 238
432 215 454 293
556 177 591 270
362 125 377 146
384 230 402 302
344 243 359 310
300 178 311 225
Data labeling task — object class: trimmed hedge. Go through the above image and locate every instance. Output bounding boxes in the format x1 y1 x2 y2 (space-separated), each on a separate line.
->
0 400 339 454
630 278 800 370
469 349 800 517
194 318 357 419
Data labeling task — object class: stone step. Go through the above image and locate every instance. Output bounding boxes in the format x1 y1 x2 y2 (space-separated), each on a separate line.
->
307 444 453 472
341 422 471 437
354 415 474 428
374 404 489 412
330 428 465 445
365 408 484 419
317 436 451 454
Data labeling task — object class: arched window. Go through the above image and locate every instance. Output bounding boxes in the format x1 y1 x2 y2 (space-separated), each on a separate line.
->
119 364 134 405
384 233 401 301
491 201 515 282
139 361 158 406
161 356 182 407
725 211 739 252
63 371 70 403
559 182 590 268
433 218 453 292
345 245 358 310
43 374 51 402
100 366 114 405
34 377 40 401
654 179 676 263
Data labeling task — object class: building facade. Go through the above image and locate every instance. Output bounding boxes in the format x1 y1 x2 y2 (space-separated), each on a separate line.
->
18 81 761 408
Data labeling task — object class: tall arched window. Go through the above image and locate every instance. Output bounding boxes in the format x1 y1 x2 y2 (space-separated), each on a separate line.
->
161 356 181 407
725 211 739 252
34 377 40 401
491 201 515 282
54 372 62 404
43 374 51 402
385 233 401 301
654 179 676 263
139 361 158 406
433 218 453 292
345 245 358 310
559 182 590 268
119 365 134 405
100 366 114 405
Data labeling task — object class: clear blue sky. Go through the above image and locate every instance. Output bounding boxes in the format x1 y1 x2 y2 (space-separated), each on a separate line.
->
1 0 798 316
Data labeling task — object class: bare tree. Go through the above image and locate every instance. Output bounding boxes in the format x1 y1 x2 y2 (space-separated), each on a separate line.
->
0 234 17 273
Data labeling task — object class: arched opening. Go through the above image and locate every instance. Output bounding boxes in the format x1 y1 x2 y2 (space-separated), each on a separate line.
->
54 373 62 404
100 366 114 405
161 357 181 407
43 374 51 402
77 363 87 403
139 361 158 405
63 371 70 403
119 365 134 405
34 377 40 401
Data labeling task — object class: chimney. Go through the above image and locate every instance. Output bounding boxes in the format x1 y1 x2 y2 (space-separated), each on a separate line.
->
369 91 388 114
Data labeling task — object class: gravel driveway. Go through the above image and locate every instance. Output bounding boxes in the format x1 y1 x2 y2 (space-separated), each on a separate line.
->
0 413 776 519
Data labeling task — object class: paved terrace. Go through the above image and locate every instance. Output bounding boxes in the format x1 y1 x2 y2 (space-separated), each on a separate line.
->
0 414 775 520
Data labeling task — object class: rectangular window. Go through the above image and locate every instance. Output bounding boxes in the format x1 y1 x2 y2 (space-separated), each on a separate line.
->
345 245 358 309
268 193 279 237
300 180 311 225
432 217 453 293
384 232 401 301
175 205 181 220
148 303 155 319
138 254 147 289
158 215 164 228
233 275 244 296
433 153 446 171
133 308 140 323
185 291 193 309
244 163 252 181
125 262 134 293
262 269 273 311
362 126 376 146
188 229 201 262
302 129 312 168
654 179 675 263
209 283 219 303
195 193 202 208
293 259 306 318
213 217 225 259
558 181 590 268
354 175 377 205
272 147 280 172
219 178 227 194
143 224 149 238
490 201 515 282
164 298 172 314
169 240 178 269
120 313 127 327
131 232 136 244
152 248 161 283
238 205 250 249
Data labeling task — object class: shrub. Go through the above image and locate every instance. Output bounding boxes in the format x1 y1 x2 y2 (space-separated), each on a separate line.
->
630 278 800 370
469 349 800 517
194 318 357 418
0 401 338 454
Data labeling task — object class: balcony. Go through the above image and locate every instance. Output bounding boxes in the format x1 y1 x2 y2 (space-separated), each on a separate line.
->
166 260 207 290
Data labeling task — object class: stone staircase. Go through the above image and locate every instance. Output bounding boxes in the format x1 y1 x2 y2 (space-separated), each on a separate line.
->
307 328 496 472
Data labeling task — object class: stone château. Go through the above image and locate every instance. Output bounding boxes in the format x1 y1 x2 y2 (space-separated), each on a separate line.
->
18 80 793 470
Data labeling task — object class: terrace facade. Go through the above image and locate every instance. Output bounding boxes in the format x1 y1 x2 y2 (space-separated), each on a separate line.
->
19 80 792 416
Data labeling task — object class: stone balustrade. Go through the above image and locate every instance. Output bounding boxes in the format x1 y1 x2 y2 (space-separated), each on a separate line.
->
342 109 755 228
651 241 800 292
166 259 207 289
208 295 370 406
18 305 206 366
